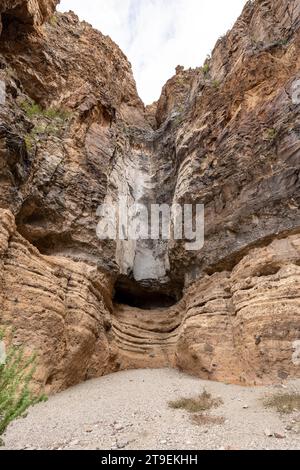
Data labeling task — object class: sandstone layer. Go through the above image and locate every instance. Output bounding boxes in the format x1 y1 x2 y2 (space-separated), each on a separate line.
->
0 0 299 392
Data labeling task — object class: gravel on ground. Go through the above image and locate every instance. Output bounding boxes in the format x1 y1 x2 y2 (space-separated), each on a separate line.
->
2 369 300 450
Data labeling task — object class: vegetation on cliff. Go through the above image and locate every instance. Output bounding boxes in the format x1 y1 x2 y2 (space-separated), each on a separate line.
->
0 331 46 440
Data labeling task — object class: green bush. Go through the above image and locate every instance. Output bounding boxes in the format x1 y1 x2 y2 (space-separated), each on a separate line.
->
43 107 71 121
20 99 72 151
24 133 34 152
202 63 210 76
266 128 277 141
0 330 46 440
49 15 58 27
20 99 71 122
20 100 43 118
212 79 220 89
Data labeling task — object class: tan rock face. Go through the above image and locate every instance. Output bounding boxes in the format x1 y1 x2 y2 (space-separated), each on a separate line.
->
0 0 59 35
177 236 300 384
0 0 299 392
0 209 114 393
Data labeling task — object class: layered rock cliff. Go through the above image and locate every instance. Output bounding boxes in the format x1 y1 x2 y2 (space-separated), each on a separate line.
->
0 0 299 392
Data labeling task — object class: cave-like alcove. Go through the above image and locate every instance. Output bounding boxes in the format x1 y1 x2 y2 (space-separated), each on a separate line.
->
113 276 182 310
1 11 26 37
114 288 177 310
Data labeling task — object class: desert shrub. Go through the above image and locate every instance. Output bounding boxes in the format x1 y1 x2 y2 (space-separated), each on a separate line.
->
266 128 277 141
20 100 42 118
264 392 300 414
0 330 46 439
169 389 223 413
202 63 210 76
212 79 220 89
20 99 71 122
24 133 34 152
49 15 58 26
21 99 71 151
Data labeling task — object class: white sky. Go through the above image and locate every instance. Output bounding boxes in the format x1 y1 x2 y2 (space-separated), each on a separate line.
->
58 0 247 104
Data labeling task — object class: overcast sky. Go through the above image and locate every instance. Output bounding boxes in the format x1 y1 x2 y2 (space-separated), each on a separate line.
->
58 0 247 104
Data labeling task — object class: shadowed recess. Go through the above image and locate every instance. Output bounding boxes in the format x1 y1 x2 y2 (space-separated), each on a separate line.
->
113 277 181 310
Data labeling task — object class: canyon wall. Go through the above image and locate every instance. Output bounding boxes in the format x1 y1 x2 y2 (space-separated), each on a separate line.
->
0 0 299 392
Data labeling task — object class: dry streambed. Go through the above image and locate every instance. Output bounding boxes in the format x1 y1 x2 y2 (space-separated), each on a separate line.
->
2 369 300 450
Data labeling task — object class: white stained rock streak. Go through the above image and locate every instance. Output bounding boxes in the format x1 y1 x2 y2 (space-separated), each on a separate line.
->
108 145 171 282
0 340 6 365
292 340 300 366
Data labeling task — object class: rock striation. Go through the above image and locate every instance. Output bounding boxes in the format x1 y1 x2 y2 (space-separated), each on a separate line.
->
0 0 299 392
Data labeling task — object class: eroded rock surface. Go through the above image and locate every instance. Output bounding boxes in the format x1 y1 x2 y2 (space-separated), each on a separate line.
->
0 0 299 391
0 0 59 36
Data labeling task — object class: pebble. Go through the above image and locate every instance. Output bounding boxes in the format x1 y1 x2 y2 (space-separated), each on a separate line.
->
115 424 124 431
274 433 285 440
117 440 130 449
